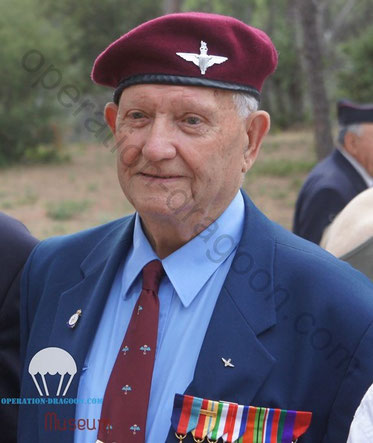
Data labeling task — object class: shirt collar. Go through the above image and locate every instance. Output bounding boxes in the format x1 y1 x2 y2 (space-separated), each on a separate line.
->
338 147 373 187
121 191 245 307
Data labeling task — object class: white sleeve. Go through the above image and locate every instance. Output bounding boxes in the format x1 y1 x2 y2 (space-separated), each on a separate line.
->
347 383 373 442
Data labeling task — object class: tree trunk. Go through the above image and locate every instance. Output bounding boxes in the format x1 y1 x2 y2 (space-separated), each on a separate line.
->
297 0 333 159
286 0 305 123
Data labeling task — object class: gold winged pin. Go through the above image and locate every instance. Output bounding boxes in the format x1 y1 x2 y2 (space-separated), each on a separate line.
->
176 41 228 75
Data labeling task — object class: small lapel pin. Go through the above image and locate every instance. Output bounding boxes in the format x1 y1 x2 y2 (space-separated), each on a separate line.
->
67 309 82 328
222 357 235 368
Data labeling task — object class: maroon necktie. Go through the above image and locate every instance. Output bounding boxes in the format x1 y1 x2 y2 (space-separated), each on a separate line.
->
97 259 164 443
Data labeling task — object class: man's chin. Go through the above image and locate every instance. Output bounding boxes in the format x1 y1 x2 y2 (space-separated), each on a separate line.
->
133 192 193 218
136 201 185 222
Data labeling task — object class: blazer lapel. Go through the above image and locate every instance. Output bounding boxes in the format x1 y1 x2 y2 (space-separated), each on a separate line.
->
334 149 368 193
37 216 135 443
166 192 278 442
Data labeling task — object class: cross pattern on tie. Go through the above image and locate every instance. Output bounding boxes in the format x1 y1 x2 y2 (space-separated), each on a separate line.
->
97 259 164 443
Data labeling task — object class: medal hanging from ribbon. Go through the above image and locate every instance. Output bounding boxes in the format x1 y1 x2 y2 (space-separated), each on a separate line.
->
171 394 312 442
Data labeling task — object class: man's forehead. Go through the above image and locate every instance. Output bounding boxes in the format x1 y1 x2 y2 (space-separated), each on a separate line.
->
362 122 373 131
119 84 234 109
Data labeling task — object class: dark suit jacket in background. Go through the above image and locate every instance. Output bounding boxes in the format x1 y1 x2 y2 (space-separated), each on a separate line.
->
293 149 367 244
18 192 373 443
0 212 38 443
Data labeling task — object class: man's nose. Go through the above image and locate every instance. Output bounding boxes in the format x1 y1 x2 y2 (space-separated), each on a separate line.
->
141 117 177 161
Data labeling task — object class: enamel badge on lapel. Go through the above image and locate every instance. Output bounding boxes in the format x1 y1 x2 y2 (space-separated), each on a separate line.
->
67 309 82 328
176 41 228 75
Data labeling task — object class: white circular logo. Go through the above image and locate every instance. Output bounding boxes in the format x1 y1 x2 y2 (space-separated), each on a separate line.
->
28 347 77 396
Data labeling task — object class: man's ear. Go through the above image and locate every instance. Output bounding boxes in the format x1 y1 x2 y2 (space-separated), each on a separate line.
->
242 111 270 173
344 131 358 156
104 102 119 135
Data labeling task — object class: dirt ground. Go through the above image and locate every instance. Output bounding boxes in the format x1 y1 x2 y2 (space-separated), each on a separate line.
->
0 129 316 239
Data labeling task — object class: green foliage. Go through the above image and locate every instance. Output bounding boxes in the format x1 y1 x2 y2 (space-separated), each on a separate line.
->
40 0 162 94
0 0 162 166
338 26 373 102
0 0 69 165
46 199 91 220
23 145 71 164
251 159 316 177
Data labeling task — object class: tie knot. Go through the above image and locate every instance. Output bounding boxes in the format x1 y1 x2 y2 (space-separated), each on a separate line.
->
142 259 164 292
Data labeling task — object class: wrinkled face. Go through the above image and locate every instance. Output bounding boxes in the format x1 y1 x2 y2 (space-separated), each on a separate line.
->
354 123 373 176
106 84 258 224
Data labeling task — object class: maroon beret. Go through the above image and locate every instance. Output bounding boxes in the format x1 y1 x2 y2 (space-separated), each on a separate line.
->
91 12 278 103
337 99 373 125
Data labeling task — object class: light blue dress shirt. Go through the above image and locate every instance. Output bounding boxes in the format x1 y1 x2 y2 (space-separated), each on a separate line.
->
75 191 244 443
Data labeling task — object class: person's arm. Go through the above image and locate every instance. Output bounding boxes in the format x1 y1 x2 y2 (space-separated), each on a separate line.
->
347 383 373 442
322 321 373 442
0 214 38 443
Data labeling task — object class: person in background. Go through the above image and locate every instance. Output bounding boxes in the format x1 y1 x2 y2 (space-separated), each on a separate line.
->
320 188 373 281
348 383 373 442
0 212 38 443
293 99 373 244
17 13 373 443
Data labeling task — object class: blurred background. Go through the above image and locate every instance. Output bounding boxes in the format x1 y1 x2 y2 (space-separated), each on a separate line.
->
1 0 373 238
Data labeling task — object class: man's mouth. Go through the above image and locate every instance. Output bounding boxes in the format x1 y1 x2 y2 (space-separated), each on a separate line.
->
138 172 182 180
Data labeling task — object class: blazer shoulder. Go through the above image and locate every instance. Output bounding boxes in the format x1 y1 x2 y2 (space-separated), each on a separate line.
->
24 215 134 278
0 212 38 256
273 225 373 323
301 150 365 196
0 213 38 296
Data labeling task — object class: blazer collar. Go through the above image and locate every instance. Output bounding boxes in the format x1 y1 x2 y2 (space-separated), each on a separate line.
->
225 191 277 335
334 149 369 191
80 216 135 276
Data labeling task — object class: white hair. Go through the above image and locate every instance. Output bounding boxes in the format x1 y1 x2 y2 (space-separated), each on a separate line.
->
232 92 259 118
338 123 362 146
346 124 362 136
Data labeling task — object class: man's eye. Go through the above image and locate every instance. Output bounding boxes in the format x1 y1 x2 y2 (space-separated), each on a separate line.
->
129 111 145 119
184 116 201 125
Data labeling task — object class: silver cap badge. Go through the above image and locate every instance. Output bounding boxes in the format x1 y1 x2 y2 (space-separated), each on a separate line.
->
176 41 228 75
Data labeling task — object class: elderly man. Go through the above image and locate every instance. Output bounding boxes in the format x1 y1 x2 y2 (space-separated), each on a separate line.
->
0 212 38 443
293 100 373 244
19 13 373 443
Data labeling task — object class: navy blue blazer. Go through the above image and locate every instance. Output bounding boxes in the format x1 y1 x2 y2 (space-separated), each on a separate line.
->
293 149 367 244
19 192 373 443
0 212 38 443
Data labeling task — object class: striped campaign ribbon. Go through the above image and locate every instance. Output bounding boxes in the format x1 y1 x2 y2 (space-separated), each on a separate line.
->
192 398 219 440
171 394 312 443
207 400 230 441
231 404 247 442
237 407 312 443
171 394 203 440
222 402 238 442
